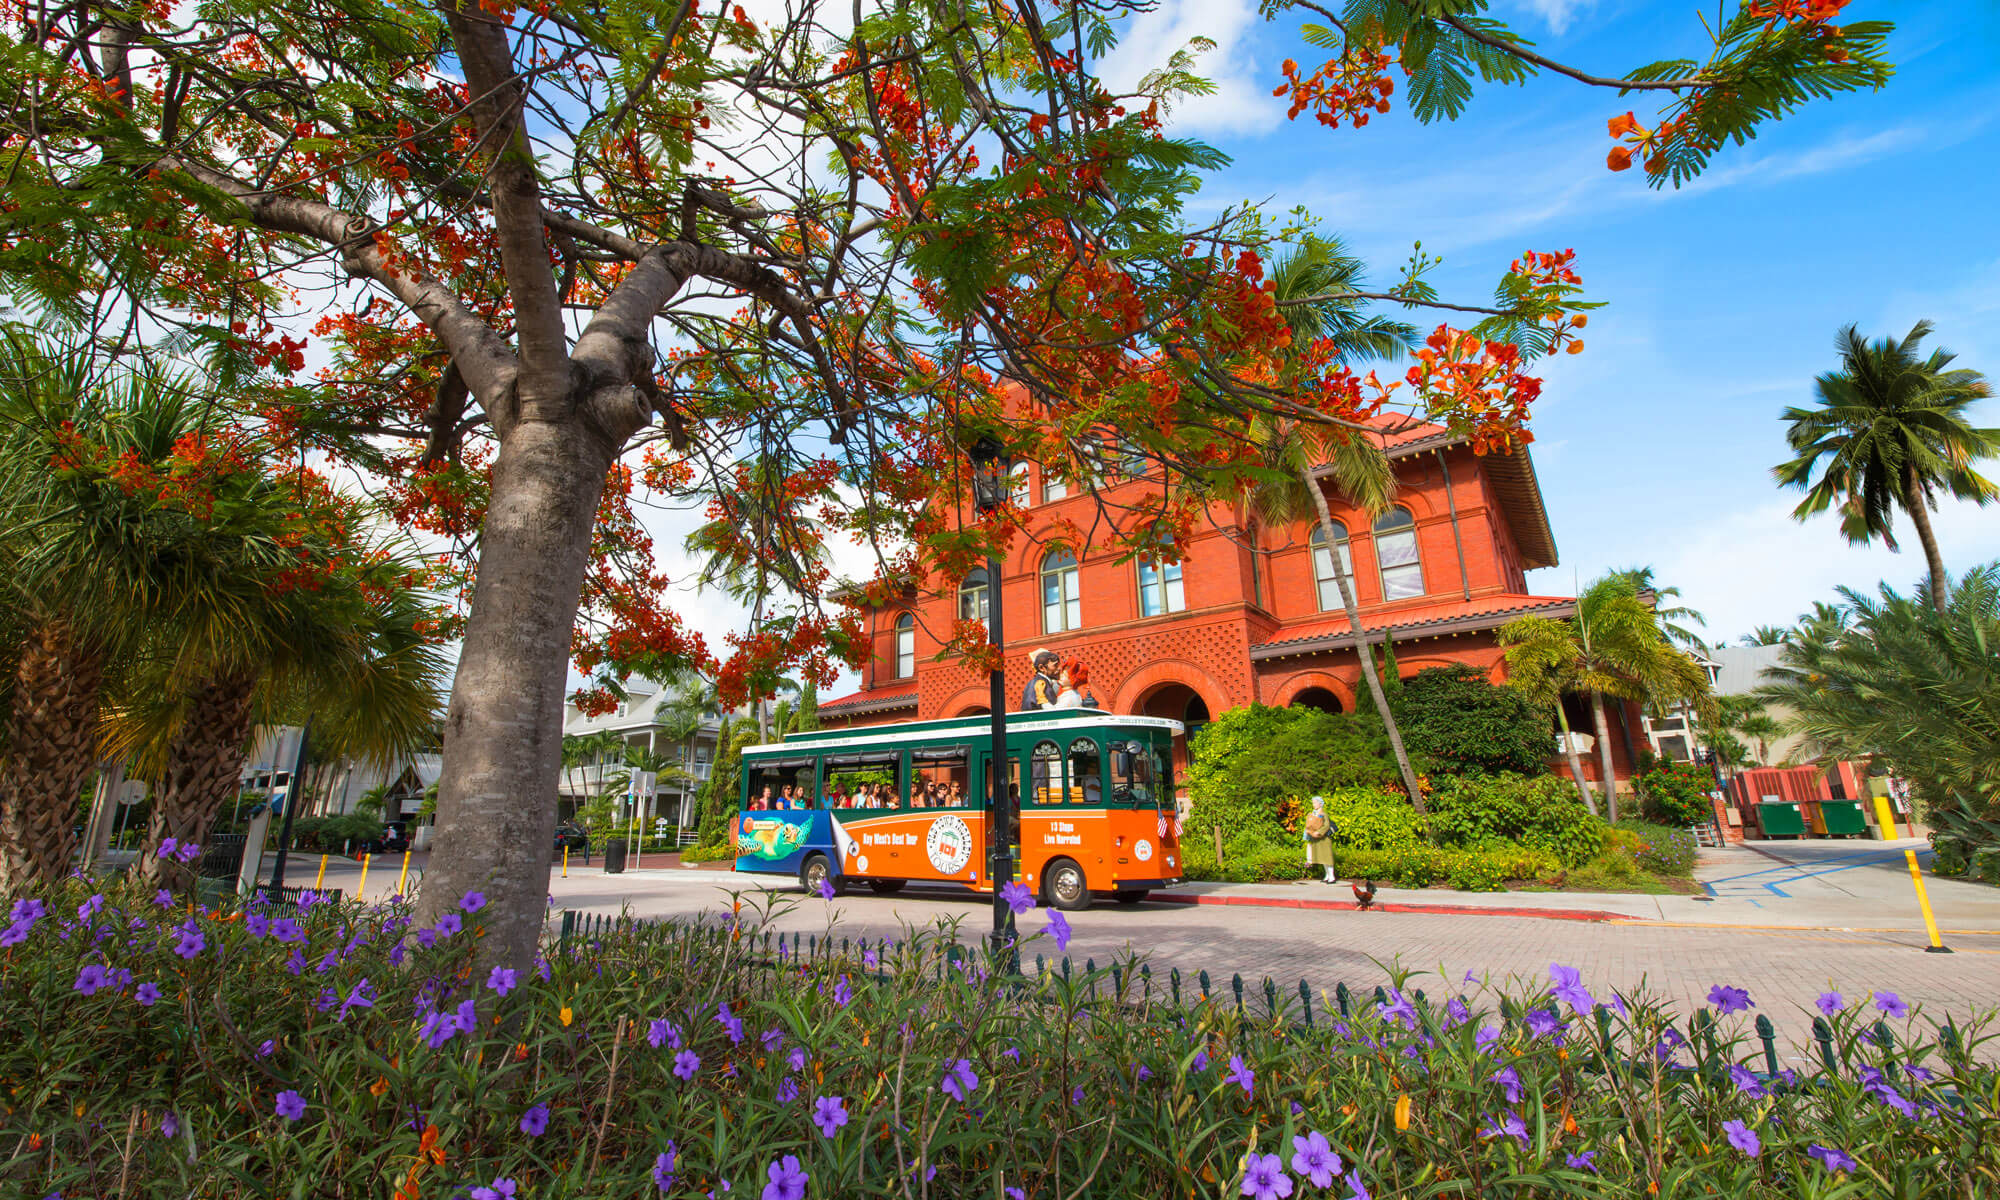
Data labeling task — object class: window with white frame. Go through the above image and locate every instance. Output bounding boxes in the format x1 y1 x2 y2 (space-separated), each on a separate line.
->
1042 473 1069 503
893 612 916 678
1310 522 1353 611
1040 549 1081 632
1373 507 1425 600
1009 463 1030 508
958 568 990 624
1137 549 1185 617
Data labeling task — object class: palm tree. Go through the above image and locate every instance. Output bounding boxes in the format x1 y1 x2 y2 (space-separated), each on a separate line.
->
1245 235 1428 809
1500 572 1714 821
1603 566 1709 652
1740 625 1790 647
1774 321 1999 611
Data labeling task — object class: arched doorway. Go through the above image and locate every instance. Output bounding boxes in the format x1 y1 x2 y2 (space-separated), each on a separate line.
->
1289 687 1343 714
1135 682 1215 783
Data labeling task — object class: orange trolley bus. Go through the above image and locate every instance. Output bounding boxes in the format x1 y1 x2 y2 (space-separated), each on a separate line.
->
732 709 1183 909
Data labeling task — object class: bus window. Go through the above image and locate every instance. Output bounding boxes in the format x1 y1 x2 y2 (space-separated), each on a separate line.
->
825 752 901 809
1067 737 1102 806
1028 739 1064 807
1108 738 1162 807
746 758 817 810
979 753 1021 844
910 747 971 809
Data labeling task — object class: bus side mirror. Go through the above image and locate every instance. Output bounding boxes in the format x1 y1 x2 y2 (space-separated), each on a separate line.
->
1112 747 1133 777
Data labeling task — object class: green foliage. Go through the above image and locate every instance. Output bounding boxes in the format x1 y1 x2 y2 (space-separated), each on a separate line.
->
1425 773 1605 868
1392 663 1552 777
1331 843 1560 891
1634 760 1716 826
1972 847 2000 889
693 721 759 853
1320 786 1426 852
1185 705 1398 846
827 769 892 796
1610 820 1699 877
1930 835 1969 878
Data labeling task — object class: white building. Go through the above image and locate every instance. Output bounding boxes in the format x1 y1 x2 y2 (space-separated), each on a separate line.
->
558 679 737 832
238 724 442 826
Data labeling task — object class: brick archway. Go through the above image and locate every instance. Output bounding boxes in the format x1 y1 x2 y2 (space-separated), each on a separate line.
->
1268 670 1356 712
939 686 992 718
1108 659 1230 721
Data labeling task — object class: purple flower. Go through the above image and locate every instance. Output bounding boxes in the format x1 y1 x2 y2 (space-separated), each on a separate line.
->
1474 1025 1500 1053
1874 991 1909 1019
469 1180 517 1200
1808 1144 1856 1174
1239 1151 1293 1200
1224 1054 1256 1097
776 1077 799 1105
716 1002 744 1044
257 1039 275 1058
1721 1119 1759 1156
270 917 305 944
73 964 110 995
159 836 180 858
1489 1066 1523 1105
436 913 463 938
0 920 31 948
1070 1084 1084 1106
1444 997 1470 1029
461 890 487 913
1046 910 1072 952
420 1010 459 1050
940 1058 978 1102
999 881 1035 914
653 1143 678 1192
296 890 323 910
833 975 852 1008
1728 1064 1769 1099
1376 989 1417 1028
761 1027 784 1052
169 921 204 960
285 947 306 976
1190 1050 1209 1073
1816 991 1844 1017
1481 1111 1529 1149
762 1154 808 1200
152 889 173 908
1343 1170 1371 1200
452 997 478 1033
77 894 105 921
673 1049 701 1081
487 966 517 996
174 841 201 864
1289 1131 1342 1189
811 1094 849 1138
648 1018 674 1049
1564 1150 1597 1172
519 1104 549 1136
274 1090 307 1121
1707 985 1754 1016
787 1046 806 1073
135 981 162 1007
160 1112 179 1139
815 876 836 901
862 946 879 969
1524 1008 1560 1039
1548 963 1593 1013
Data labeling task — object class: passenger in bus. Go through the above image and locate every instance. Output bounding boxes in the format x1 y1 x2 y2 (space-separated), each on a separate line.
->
752 785 775 811
946 780 967 807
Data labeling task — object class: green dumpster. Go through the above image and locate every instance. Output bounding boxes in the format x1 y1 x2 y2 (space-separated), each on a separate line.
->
1819 800 1867 836
1756 801 1805 838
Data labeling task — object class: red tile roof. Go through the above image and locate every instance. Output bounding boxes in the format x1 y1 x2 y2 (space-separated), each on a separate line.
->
819 686 920 713
1250 593 1576 659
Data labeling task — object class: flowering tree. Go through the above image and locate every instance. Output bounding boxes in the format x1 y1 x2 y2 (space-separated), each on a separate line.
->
0 0 1892 965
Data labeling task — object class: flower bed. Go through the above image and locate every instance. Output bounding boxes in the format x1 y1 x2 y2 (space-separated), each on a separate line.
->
2 877 1996 1198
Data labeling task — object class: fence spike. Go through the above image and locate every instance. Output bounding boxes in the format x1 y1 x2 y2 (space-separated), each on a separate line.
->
1298 980 1314 1029
1372 985 1387 1008
1872 1021 1894 1058
1141 963 1153 1004
1170 968 1182 1006
1940 1019 1962 1058
1754 1014 1779 1077
1232 974 1245 1015
1334 982 1351 1018
1263 978 1278 1022
1812 1017 1837 1074
1198 970 1212 1004
1062 956 1072 983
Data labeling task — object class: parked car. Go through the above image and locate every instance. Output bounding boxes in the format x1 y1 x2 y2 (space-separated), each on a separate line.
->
356 826 410 856
554 823 591 860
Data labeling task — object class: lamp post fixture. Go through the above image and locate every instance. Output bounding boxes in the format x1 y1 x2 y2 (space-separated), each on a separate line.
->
967 435 1016 963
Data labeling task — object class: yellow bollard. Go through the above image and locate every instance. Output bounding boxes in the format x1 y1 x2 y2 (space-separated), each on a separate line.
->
313 854 328 891
396 850 412 898
563 846 570 878
1874 795 1950 954
357 853 371 899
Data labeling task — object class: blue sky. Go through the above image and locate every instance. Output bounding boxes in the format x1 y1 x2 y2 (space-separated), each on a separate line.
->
1129 0 2000 645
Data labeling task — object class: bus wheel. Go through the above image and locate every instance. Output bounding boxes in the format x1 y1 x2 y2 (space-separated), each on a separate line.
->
800 854 843 897
1041 859 1091 911
866 879 906 895
1113 890 1149 906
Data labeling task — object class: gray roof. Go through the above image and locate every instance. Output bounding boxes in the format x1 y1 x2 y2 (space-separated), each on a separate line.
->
1710 644 1788 696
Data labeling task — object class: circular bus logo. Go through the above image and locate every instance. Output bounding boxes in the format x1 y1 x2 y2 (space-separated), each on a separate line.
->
925 815 972 875
1135 838 1154 863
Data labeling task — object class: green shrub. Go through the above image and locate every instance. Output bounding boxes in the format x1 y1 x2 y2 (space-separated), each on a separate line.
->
1186 705 1400 847
1612 820 1698 876
1972 847 2000 887
1392 663 1553 777
1634 760 1716 826
1331 843 1558 891
1930 835 1969 877
1321 786 1427 852
1425 773 1604 867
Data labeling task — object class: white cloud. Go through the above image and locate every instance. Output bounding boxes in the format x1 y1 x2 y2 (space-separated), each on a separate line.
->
1517 0 1595 35
1099 0 1283 135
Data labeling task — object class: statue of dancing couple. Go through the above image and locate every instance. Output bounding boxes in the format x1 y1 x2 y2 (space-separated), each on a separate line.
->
1019 648 1097 711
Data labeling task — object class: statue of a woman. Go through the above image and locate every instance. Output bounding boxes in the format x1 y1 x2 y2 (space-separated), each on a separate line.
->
1303 795 1336 884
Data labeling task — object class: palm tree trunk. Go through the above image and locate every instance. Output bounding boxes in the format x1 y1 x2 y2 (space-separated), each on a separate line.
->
138 670 259 889
1305 473 1426 812
1552 699 1598 816
0 617 109 890
1904 464 1949 612
1588 691 1621 824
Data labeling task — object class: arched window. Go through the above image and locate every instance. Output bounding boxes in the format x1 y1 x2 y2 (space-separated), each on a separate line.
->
1373 507 1425 600
1009 463 1030 508
1042 473 1069 503
1137 547 1185 617
1116 436 1148 478
1310 522 1352 612
958 568 990 624
1040 549 1080 632
893 612 916 678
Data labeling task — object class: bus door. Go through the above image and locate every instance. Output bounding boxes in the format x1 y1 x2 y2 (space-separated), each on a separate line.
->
906 746 979 885
1108 734 1177 878
975 750 1020 890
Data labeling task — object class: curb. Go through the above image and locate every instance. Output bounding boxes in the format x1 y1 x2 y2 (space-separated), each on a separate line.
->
1149 892 1629 922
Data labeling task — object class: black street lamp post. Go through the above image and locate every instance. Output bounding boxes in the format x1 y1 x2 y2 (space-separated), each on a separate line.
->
968 436 1016 962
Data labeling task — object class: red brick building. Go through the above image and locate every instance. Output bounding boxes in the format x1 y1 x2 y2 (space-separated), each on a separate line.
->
823 417 1648 787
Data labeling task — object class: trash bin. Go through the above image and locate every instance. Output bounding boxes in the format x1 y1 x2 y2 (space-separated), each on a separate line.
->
1756 801 1805 839
1818 800 1867 837
603 839 628 874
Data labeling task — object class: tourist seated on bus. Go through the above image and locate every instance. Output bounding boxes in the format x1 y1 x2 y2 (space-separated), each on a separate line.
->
946 780 966 807
751 785 775 811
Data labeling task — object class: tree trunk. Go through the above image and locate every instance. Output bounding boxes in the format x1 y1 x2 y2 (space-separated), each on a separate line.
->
0 618 109 890
1905 464 1949 612
1305 473 1426 812
1588 691 1621 824
138 670 259 889
1552 698 1598 816
415 415 619 971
